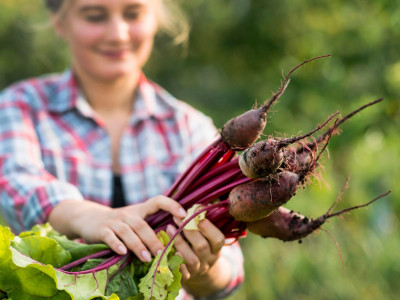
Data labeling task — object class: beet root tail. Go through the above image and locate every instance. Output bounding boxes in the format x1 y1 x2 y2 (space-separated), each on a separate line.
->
246 190 391 242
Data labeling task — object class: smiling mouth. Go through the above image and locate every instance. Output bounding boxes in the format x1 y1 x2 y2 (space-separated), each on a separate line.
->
100 49 130 59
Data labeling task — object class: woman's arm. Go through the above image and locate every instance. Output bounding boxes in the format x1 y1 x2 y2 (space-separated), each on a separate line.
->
0 87 85 233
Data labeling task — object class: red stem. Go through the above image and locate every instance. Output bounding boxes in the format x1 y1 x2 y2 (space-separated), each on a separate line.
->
183 175 251 206
152 175 251 230
59 249 113 271
172 142 230 200
147 140 229 226
179 168 243 204
188 158 240 194
148 167 247 228
60 255 128 275
164 137 222 197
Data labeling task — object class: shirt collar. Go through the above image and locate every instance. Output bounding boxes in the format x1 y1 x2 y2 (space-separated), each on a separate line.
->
132 73 175 122
47 69 80 113
47 69 176 121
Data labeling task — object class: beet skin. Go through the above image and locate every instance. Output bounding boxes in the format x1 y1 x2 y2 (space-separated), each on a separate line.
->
228 171 299 222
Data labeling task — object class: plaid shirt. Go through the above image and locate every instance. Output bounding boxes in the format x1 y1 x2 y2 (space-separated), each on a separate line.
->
0 70 243 299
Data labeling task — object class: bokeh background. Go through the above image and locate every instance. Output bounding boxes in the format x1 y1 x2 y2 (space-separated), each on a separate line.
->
0 0 399 299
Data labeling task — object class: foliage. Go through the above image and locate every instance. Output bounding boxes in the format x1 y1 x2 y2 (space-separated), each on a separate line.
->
138 231 183 300
0 224 119 299
0 224 183 300
0 0 399 299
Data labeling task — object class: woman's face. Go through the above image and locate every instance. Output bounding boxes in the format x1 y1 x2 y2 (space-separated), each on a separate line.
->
54 0 159 82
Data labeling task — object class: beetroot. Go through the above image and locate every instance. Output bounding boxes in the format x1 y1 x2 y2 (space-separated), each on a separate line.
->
238 139 284 179
228 171 299 222
238 112 337 179
246 206 321 241
246 191 391 241
221 81 289 150
221 55 332 150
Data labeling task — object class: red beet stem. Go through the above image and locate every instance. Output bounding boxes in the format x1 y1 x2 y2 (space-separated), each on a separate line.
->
59 249 113 271
165 137 223 197
172 142 230 200
150 175 251 229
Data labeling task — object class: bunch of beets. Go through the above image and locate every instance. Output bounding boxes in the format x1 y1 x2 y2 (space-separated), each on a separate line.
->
57 55 391 298
146 55 389 243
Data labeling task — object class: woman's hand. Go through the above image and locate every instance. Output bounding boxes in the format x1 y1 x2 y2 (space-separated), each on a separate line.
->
166 218 232 296
48 196 187 262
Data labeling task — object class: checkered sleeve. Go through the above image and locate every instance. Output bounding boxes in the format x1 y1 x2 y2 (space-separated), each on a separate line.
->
0 88 83 233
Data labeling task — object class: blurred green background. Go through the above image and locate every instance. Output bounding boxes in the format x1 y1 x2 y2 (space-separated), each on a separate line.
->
0 0 399 299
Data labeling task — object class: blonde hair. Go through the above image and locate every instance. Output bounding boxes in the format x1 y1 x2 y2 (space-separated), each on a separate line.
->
44 0 189 45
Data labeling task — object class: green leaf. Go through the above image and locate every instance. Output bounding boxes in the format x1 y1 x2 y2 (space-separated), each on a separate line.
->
139 254 174 300
8 247 121 299
18 222 55 237
183 204 206 230
0 225 121 300
49 234 110 262
138 232 183 300
0 226 69 299
127 294 144 300
11 235 71 268
1 225 181 300
166 255 184 300
156 230 170 247
8 265 71 300
0 226 16 292
19 223 110 262
107 263 139 298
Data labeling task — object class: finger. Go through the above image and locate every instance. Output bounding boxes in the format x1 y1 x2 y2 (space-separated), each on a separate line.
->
177 253 191 282
175 217 225 255
98 227 128 255
140 196 187 219
110 222 152 262
197 219 226 254
126 217 165 256
174 217 212 259
166 225 200 274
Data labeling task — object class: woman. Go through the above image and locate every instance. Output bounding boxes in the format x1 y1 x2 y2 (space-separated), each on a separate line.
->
0 0 244 298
